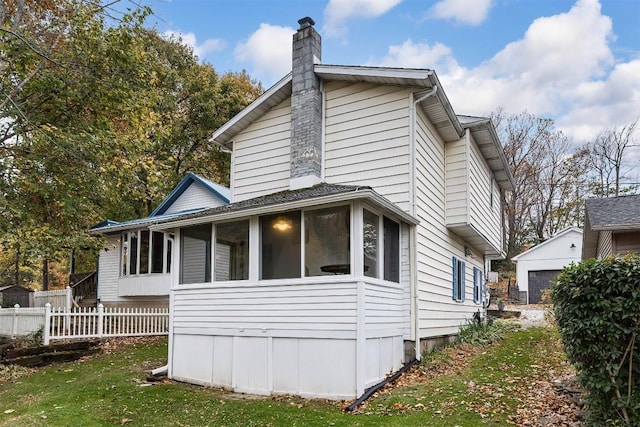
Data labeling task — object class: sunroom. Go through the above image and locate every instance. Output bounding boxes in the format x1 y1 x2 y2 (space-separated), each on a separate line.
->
152 183 418 399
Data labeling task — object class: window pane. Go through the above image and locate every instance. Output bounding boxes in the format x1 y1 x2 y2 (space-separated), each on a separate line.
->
305 206 350 276
261 212 301 279
180 224 212 284
129 232 138 275
121 234 128 276
151 231 165 273
363 210 379 278
383 217 400 282
166 238 172 274
139 230 150 274
215 220 249 281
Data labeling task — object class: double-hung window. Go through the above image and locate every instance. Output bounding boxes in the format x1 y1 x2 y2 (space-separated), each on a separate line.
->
452 256 465 301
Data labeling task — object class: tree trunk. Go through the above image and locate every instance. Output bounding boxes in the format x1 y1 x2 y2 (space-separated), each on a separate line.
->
14 243 20 286
42 258 49 291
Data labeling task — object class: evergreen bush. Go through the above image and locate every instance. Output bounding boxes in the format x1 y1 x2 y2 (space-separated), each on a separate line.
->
553 255 640 425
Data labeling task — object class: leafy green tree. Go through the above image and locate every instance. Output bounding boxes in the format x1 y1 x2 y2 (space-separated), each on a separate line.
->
0 0 261 288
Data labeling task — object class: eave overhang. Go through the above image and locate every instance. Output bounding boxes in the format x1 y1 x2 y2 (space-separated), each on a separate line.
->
458 115 514 192
149 185 419 232
447 222 505 259
209 65 466 150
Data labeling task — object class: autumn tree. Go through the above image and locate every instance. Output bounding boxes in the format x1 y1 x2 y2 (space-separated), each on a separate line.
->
492 110 588 260
585 118 639 197
0 1 261 288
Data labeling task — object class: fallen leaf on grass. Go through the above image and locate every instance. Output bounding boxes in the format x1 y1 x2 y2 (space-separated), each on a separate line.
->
3 409 15 414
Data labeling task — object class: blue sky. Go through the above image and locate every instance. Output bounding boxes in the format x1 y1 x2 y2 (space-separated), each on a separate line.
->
134 0 640 145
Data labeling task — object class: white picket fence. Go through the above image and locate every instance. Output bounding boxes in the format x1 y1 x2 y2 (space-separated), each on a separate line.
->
0 304 169 344
32 288 73 310
0 305 47 338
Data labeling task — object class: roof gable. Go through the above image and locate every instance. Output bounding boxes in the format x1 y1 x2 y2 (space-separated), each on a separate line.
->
151 173 230 216
512 227 583 261
209 65 514 192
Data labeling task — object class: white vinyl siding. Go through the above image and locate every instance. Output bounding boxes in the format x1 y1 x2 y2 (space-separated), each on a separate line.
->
324 81 411 212
170 278 404 398
444 139 467 224
98 236 171 306
232 98 291 202
97 236 120 303
414 108 484 338
445 132 502 255
468 134 502 251
164 182 227 214
400 224 411 339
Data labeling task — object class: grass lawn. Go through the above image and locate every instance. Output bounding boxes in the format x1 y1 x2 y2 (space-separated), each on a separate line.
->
0 326 571 426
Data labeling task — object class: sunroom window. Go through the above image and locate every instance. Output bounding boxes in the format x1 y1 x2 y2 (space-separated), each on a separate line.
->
363 210 379 278
121 230 169 276
305 206 350 276
260 212 301 279
363 209 401 283
215 220 249 281
180 224 212 284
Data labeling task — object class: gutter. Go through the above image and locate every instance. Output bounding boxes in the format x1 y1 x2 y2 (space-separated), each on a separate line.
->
409 84 438 362
148 188 419 231
345 358 419 412
150 364 168 376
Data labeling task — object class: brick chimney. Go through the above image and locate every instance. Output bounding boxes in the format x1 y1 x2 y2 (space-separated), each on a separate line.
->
290 17 322 190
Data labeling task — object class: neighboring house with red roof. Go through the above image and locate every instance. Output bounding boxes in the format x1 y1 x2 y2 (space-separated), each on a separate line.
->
583 194 640 259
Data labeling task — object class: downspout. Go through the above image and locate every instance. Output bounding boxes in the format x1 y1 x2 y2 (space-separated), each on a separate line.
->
409 84 438 361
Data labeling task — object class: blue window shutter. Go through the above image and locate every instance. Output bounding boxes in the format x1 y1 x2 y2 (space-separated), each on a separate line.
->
452 256 458 300
460 261 466 302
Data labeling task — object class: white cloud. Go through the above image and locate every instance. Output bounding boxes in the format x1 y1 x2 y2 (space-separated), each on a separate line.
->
556 59 640 142
429 0 493 26
370 39 462 75
437 0 638 143
368 0 639 143
234 23 295 85
323 0 403 38
163 31 226 59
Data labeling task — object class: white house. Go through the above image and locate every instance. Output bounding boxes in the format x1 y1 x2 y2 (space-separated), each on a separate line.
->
90 173 230 308
512 227 582 304
140 18 514 400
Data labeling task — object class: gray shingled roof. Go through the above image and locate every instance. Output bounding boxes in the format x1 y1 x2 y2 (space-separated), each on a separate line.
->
181 182 370 221
585 194 640 229
93 183 404 234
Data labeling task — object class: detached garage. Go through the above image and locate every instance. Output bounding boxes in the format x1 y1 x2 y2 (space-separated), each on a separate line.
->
513 227 582 304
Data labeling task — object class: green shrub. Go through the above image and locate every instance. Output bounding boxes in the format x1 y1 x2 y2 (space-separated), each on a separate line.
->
553 255 640 426
455 318 521 347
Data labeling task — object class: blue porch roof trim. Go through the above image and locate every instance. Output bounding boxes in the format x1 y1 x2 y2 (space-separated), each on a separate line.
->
150 173 231 217
90 219 121 230
90 207 207 234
